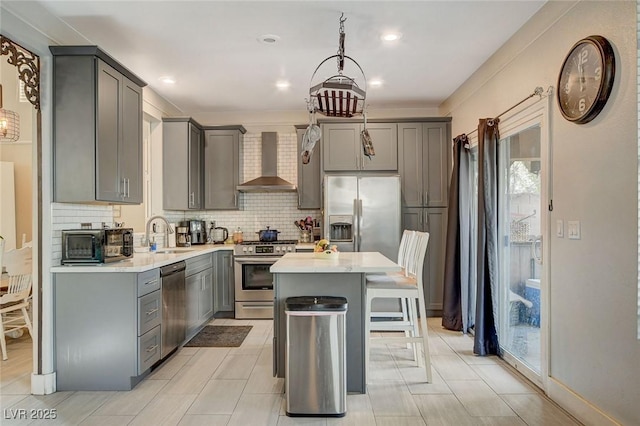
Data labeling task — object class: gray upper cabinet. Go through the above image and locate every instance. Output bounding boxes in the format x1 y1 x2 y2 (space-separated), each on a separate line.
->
398 122 451 208
204 127 244 210
163 118 203 210
51 46 145 204
322 122 398 171
296 127 321 209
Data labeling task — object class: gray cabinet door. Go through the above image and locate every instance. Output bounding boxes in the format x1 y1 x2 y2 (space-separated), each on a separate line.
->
163 119 203 210
189 124 203 209
214 251 235 313
398 122 450 208
322 122 398 171
398 123 424 207
185 273 200 338
199 267 214 321
423 122 450 207
204 130 240 210
296 128 321 209
401 207 447 316
120 77 143 203
322 123 360 171
361 123 398 171
96 60 122 202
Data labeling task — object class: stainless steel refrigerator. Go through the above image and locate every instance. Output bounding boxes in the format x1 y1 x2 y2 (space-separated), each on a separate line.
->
323 175 401 260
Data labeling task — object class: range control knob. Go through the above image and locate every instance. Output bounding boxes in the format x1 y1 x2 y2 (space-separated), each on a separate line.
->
287 246 293 252
275 246 281 252
248 247 253 253
242 247 247 253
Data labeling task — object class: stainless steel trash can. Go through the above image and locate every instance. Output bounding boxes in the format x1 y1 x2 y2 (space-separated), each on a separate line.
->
285 296 348 417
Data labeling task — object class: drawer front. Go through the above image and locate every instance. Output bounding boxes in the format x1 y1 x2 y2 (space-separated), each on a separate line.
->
138 290 161 335
138 325 161 374
185 253 213 277
137 268 160 296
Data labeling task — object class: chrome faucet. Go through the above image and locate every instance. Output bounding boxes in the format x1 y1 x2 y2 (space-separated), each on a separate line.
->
144 215 174 248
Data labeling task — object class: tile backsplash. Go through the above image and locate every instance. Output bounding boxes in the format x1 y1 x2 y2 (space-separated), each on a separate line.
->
51 132 320 264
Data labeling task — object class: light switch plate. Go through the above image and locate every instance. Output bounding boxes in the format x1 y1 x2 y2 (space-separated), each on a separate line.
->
568 220 581 240
556 219 564 238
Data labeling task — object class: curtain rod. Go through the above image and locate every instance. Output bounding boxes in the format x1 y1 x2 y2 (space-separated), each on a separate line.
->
462 86 546 138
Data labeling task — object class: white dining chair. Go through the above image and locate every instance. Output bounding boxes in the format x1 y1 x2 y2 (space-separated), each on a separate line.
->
0 246 33 361
364 231 432 383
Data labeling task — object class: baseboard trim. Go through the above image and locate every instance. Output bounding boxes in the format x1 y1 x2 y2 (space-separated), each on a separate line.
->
547 377 621 426
31 372 56 395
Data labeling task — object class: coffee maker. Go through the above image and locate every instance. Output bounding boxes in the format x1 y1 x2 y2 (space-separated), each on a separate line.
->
176 226 191 247
181 220 207 245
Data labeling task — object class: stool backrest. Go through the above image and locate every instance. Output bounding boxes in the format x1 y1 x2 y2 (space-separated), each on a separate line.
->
406 231 430 284
397 230 416 273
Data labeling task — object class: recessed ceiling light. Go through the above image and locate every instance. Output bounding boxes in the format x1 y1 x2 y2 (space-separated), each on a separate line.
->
258 34 281 44
159 76 175 84
276 80 290 90
369 79 383 88
381 32 402 42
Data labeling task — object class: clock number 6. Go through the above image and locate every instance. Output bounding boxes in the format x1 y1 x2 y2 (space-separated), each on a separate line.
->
579 98 586 112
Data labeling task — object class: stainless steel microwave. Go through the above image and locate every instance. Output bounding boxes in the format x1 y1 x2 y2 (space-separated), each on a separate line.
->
61 228 134 264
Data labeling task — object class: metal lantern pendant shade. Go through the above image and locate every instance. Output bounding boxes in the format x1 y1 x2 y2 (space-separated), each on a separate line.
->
0 85 20 142
309 14 366 118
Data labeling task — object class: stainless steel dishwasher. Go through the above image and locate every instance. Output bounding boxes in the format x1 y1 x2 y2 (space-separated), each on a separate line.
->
160 261 186 358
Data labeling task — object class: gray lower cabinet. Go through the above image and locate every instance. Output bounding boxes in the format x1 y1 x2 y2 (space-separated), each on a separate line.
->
214 250 235 314
296 126 321 209
322 122 398 171
54 268 161 390
203 127 245 210
51 46 145 204
163 118 203 210
398 122 451 208
185 254 214 339
402 207 448 315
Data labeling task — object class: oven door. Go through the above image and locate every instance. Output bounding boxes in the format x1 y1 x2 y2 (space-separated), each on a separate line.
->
234 257 278 302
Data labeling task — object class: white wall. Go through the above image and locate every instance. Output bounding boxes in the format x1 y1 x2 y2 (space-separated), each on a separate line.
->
442 1 639 424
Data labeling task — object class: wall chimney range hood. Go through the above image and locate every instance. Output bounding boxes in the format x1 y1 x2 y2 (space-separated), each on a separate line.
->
237 132 297 192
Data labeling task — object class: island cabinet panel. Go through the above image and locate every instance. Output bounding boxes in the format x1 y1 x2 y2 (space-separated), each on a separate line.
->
402 207 448 315
203 128 243 210
51 46 145 204
54 268 160 391
273 273 365 393
185 254 215 339
296 127 322 209
322 123 397 171
163 118 204 210
214 250 235 314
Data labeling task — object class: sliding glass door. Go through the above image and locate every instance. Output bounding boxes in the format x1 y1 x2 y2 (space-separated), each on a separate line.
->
496 102 549 387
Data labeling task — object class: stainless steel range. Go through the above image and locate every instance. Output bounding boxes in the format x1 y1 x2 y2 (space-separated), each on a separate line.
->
233 240 297 319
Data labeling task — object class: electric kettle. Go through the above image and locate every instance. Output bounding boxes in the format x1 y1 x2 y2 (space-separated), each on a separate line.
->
212 227 228 244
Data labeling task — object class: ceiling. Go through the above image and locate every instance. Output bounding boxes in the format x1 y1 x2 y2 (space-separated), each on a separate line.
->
5 1 546 116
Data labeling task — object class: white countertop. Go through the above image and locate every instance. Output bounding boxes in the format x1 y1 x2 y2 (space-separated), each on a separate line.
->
270 252 401 274
51 244 234 273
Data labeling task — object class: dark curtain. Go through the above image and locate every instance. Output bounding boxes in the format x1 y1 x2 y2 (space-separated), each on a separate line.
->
441 134 472 331
474 118 501 356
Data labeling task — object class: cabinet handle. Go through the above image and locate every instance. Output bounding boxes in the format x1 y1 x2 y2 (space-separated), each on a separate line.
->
121 178 126 199
127 178 131 198
424 191 428 206
190 192 194 207
234 193 238 207
144 279 158 287
146 308 159 316
146 344 158 353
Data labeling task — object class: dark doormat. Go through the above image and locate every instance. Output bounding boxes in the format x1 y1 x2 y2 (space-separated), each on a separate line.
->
184 325 253 348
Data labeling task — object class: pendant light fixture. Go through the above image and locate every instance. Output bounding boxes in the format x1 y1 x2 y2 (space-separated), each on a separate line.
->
0 84 20 141
308 13 367 118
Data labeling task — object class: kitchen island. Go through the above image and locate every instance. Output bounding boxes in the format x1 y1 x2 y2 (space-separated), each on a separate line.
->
270 252 401 394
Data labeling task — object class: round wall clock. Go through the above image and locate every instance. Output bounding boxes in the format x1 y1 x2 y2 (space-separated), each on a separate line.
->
557 35 615 124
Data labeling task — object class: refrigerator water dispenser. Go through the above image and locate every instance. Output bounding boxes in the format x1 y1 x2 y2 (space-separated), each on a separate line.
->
329 216 353 242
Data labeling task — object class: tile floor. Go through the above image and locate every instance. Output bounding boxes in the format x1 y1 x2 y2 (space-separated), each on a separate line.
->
0 318 581 425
